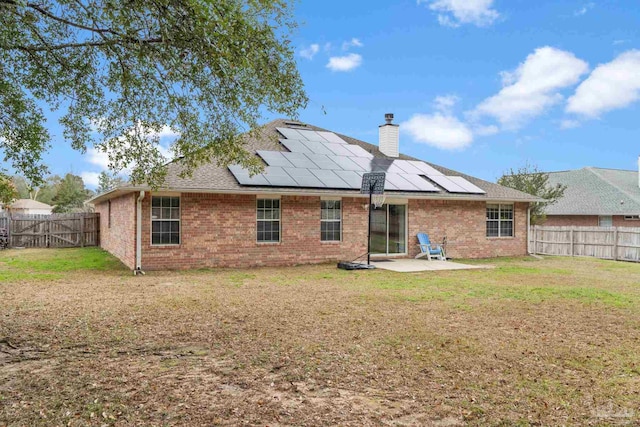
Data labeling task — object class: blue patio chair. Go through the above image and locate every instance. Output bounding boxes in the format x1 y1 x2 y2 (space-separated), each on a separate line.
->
415 233 445 260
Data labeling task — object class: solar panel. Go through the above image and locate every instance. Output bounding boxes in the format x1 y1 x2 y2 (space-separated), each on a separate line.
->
323 143 353 157
393 160 424 175
447 176 486 194
306 153 342 170
407 160 444 176
386 162 408 175
276 127 305 140
428 175 467 193
334 170 363 188
262 166 298 187
281 152 317 168
343 144 373 158
280 139 311 154
316 131 348 144
283 167 326 188
301 140 334 156
309 169 351 188
331 155 366 171
370 158 395 172
383 179 399 190
296 130 327 142
228 165 270 186
385 173 420 191
400 174 440 192
350 156 374 171
257 151 294 168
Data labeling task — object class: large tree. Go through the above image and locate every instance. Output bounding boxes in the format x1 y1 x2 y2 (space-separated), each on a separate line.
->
498 163 567 225
0 0 307 193
51 173 92 213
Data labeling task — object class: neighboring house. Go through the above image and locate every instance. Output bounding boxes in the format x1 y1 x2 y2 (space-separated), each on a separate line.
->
6 199 53 215
543 166 640 227
89 116 539 271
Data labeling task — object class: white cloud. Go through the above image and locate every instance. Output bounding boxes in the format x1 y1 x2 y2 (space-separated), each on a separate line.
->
566 50 640 118
433 94 460 114
326 53 362 72
402 113 473 150
574 2 595 16
80 172 101 188
420 0 500 27
613 39 629 46
472 46 589 129
473 124 499 136
342 38 363 50
560 119 581 129
300 43 320 60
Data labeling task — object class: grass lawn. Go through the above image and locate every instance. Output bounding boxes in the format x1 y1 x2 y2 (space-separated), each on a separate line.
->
1 249 639 426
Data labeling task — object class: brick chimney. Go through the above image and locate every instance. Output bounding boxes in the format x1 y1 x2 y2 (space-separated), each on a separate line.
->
379 113 399 158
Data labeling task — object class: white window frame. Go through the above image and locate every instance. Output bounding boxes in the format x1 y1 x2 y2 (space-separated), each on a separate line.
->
598 215 613 227
320 199 342 242
256 198 281 243
486 204 514 238
151 195 181 246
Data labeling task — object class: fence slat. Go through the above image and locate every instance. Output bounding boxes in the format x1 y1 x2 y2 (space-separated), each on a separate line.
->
530 225 640 263
0 212 99 249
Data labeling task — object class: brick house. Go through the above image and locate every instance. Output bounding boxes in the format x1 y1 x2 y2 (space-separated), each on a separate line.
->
543 166 640 227
89 116 539 271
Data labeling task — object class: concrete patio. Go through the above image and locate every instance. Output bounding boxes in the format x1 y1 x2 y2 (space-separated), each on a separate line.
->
370 259 492 273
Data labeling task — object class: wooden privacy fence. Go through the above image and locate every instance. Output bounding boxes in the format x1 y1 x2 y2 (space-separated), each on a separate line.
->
529 225 640 262
0 212 99 248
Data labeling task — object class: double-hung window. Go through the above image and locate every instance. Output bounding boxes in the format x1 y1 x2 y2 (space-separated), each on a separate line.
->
321 200 341 241
598 215 613 227
486 204 514 237
257 199 280 242
151 196 180 245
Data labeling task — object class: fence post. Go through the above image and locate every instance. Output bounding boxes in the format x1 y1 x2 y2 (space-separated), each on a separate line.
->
533 225 538 255
613 227 618 261
46 216 50 248
570 229 574 256
80 215 85 247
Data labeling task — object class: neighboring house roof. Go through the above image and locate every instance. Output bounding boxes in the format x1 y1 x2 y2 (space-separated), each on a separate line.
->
90 119 540 204
545 167 640 215
9 199 53 210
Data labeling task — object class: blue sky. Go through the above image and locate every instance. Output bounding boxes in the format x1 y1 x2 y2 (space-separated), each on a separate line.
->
39 0 640 187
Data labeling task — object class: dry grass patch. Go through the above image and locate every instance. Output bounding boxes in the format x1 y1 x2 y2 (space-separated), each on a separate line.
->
1 249 639 426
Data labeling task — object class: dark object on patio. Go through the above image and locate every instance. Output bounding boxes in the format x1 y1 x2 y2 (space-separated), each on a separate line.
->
0 228 8 250
337 261 375 270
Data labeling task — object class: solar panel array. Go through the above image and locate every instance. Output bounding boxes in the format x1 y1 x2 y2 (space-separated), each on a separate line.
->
227 127 486 194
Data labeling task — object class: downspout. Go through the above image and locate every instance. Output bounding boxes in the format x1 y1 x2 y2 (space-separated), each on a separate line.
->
135 191 146 275
527 205 531 255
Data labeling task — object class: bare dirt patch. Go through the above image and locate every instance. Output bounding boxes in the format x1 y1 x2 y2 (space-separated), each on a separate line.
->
1 250 639 425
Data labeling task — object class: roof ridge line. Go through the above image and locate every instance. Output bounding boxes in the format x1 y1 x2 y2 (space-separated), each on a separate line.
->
587 167 640 205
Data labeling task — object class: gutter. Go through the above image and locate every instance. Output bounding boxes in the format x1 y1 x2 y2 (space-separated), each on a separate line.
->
135 191 145 275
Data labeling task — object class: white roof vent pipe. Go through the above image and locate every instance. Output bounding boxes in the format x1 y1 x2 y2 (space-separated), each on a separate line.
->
379 113 399 158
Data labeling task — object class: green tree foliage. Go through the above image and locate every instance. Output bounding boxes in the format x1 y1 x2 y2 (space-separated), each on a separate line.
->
498 163 567 225
96 171 126 194
11 175 31 199
51 173 92 213
0 0 307 195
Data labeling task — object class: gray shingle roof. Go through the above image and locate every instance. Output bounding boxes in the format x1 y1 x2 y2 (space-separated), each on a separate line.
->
90 119 539 204
546 167 640 215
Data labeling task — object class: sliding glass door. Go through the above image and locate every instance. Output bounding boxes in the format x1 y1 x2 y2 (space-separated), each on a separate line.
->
370 204 407 255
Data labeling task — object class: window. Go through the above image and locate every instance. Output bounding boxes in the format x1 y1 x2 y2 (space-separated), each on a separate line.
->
624 215 640 221
321 200 341 241
598 215 613 227
257 199 280 242
486 204 514 237
151 196 180 245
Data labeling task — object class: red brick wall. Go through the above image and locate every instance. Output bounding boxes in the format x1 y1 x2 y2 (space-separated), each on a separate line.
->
140 193 369 270
95 193 136 269
543 215 640 227
408 200 529 259
134 193 530 270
